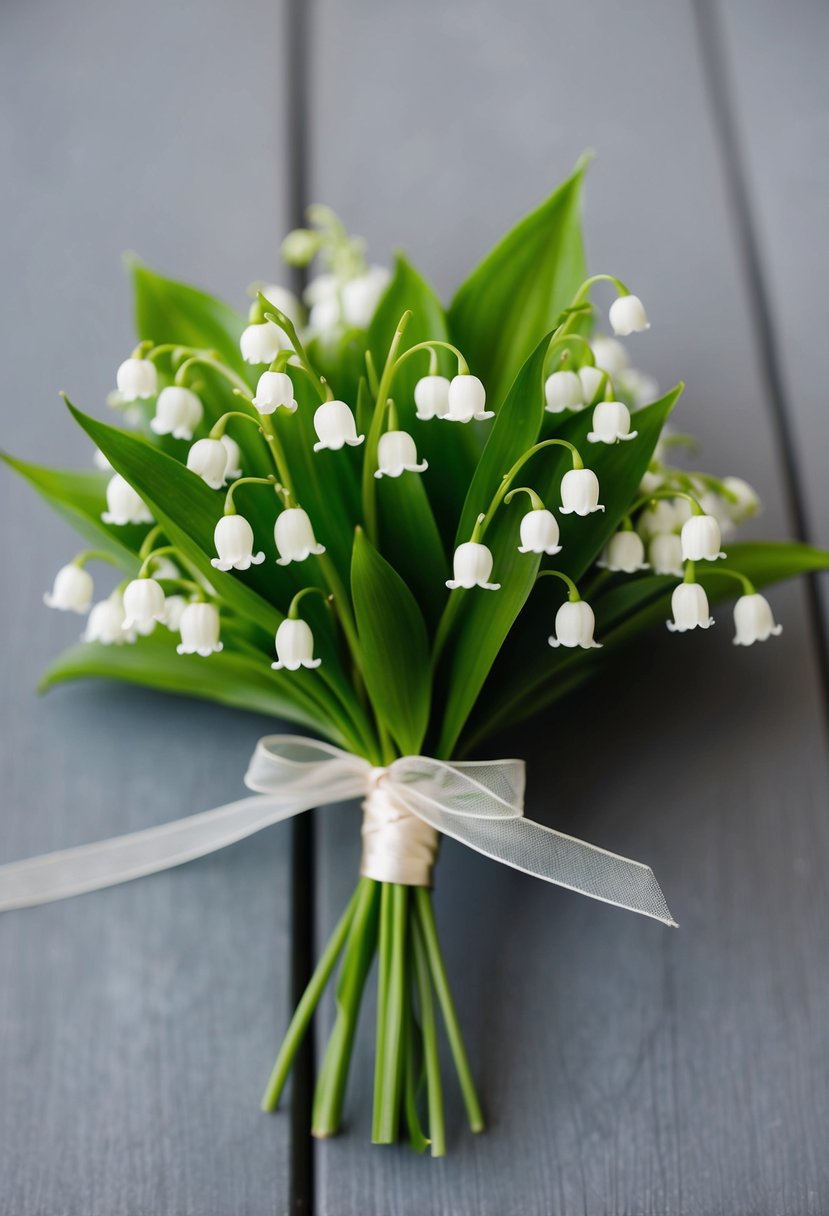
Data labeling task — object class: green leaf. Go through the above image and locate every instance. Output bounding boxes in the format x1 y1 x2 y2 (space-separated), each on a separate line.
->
448 160 587 410
377 474 448 631
702 540 829 586
351 529 431 755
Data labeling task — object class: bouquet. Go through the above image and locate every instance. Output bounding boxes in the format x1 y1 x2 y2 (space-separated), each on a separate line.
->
3 163 827 1156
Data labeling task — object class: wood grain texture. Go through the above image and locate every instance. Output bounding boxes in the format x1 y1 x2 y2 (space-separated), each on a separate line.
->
0 0 295 1212
308 1 829 1212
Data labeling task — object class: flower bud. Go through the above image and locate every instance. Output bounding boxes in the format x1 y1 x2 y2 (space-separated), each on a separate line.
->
587 400 638 445
445 375 494 422
559 468 604 516
252 371 297 415
680 514 725 562
281 229 321 265
598 530 648 573
102 474 153 525
186 438 228 489
578 365 606 406
591 335 628 376
374 431 428 479
240 321 288 365
414 375 451 420
123 578 166 632
116 357 157 401
648 533 684 577
271 618 321 670
274 508 325 565
44 563 93 613
733 593 782 646
220 435 243 482
666 583 713 632
212 514 265 571
609 294 650 336
313 400 365 451
722 476 760 522
446 542 500 590
83 591 133 645
150 386 203 440
176 602 223 656
548 601 601 650
544 370 583 414
260 283 304 327
517 509 561 555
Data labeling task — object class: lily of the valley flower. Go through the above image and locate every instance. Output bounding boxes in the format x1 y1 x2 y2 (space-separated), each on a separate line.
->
414 375 451 420
518 509 561 555
161 595 188 632
598 530 649 573
44 563 93 613
341 266 391 330
617 367 659 408
83 591 133 645
445 375 494 422
187 438 228 489
212 514 265 571
446 541 500 590
544 370 583 414
578 365 606 406
374 431 428 479
150 386 203 440
122 578 166 632
588 400 638 445
648 533 684 577
252 371 297 415
93 447 113 471
102 474 153 525
733 593 782 646
559 468 604 516
260 284 304 328
274 508 325 565
177 602 223 656
313 400 365 451
636 499 680 540
116 357 157 401
609 294 650 336
271 618 321 671
666 583 714 632
220 435 243 482
591 334 628 376
240 321 288 365
723 476 760 522
548 600 602 650
680 514 725 562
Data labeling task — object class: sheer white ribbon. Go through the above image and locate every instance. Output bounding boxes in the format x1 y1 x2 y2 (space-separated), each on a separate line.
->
0 735 675 925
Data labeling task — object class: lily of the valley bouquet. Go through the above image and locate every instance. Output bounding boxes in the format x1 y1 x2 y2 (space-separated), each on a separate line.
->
3 164 827 1156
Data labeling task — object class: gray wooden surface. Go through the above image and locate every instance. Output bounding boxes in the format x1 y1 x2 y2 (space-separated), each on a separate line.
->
2 1 828 1214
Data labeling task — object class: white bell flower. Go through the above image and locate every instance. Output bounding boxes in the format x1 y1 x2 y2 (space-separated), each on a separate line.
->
187 438 228 489
212 514 265 571
636 499 680 539
544 370 583 414
240 321 288 365
122 578 166 632
83 591 134 645
341 266 391 330
161 595 188 632
598 530 649 573
648 533 684 577
591 334 629 376
313 400 365 451
150 386 203 440
666 583 713 632
252 371 297 415
609 294 650 336
723 476 760 522
446 541 500 591
374 431 428 479
305 272 338 307
275 508 325 565
414 375 451 420
680 514 725 562
587 400 638 444
271 618 321 671
639 468 663 496
578 365 606 406
260 283 304 327
518 509 561 555
176 602 223 656
617 367 659 408
116 357 157 401
93 447 113 471
44 564 93 614
151 556 180 581
548 600 602 649
445 375 494 422
220 435 243 481
733 593 782 646
308 294 341 337
102 474 153 525
559 468 604 516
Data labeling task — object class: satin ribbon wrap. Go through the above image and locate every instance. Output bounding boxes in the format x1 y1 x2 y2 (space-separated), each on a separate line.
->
0 735 676 925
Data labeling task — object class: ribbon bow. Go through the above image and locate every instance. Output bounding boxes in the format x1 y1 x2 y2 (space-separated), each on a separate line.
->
0 735 675 925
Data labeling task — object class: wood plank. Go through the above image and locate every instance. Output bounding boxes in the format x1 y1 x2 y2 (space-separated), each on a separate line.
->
308 1 829 1211
0 1 295 1212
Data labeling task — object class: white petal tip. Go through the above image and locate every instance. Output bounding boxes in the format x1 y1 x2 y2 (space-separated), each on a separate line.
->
548 637 561 648
252 552 266 565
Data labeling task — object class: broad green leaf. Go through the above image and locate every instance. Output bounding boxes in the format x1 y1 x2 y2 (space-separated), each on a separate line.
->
377 474 448 631
448 160 587 410
351 529 431 755
700 540 829 586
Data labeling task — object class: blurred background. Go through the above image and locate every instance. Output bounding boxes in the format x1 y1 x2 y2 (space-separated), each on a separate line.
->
1 2 828 1214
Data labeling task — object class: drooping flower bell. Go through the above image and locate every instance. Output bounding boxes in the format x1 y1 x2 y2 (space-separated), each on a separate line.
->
374 431 428 479
578 365 606 406
598 530 649 573
161 595 188 632
617 367 659 408
122 578 166 633
559 468 604 516
186 438 228 489
240 321 288 365
588 400 638 445
609 294 650 336
116 357 157 401
548 600 602 649
446 542 500 591
260 283 304 328
274 508 325 566
177 602 223 656
544 370 583 414
414 375 450 420
680 514 725 562
591 334 629 376
220 435 243 482
102 474 153 525
666 583 714 632
313 400 365 452
518 509 561 555
150 386 203 440
212 514 265 571
733 593 782 646
445 375 494 422
722 476 760 523
271 618 321 671
648 533 684 577
83 591 133 645
44 563 93 613
252 371 297 415
93 447 113 471
341 266 391 330
636 499 680 540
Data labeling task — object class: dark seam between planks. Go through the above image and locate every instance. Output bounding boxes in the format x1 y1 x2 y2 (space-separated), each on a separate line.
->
692 0 829 727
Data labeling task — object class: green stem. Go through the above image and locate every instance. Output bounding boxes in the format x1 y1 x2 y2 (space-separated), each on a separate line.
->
412 914 446 1157
176 354 251 396
392 339 468 376
258 413 295 498
363 312 412 542
372 884 393 1142
535 568 581 602
71 549 124 570
261 301 328 401
699 566 755 595
373 884 409 1143
223 475 279 514
208 411 264 441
